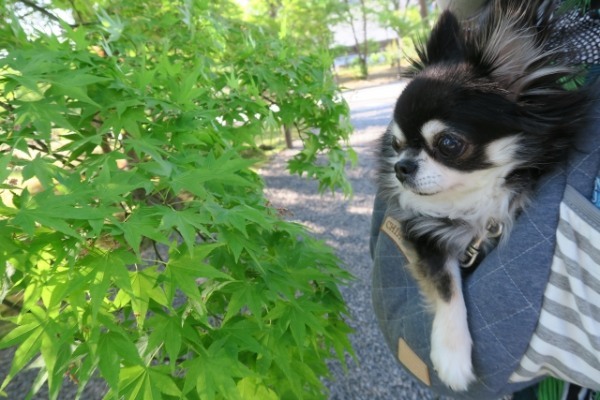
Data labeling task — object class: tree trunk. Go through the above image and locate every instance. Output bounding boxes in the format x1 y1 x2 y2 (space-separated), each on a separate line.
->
344 0 369 79
359 0 369 79
418 0 428 19
283 125 293 149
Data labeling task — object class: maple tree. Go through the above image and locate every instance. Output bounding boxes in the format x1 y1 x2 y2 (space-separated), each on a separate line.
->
0 0 355 398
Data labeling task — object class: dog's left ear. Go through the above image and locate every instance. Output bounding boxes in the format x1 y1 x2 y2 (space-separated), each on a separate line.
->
418 11 466 66
474 0 564 96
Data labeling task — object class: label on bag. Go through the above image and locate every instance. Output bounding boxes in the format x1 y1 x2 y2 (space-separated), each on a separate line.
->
398 338 431 386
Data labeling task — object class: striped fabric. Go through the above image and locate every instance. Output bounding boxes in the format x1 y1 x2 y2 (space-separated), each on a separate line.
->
509 184 600 389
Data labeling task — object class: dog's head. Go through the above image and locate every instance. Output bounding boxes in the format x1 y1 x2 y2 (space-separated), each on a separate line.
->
381 0 587 201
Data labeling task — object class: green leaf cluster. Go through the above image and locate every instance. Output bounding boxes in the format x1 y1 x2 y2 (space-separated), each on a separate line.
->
0 1 354 399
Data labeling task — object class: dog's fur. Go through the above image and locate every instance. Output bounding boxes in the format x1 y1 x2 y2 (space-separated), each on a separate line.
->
377 0 590 390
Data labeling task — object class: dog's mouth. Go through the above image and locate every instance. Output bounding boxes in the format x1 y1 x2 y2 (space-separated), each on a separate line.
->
410 187 439 196
398 177 441 196
414 189 438 196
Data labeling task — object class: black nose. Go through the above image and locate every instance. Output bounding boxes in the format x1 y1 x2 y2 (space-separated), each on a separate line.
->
394 160 418 178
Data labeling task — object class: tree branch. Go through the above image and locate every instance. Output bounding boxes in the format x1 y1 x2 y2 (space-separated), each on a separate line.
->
16 0 63 24
30 139 78 169
0 100 14 112
68 0 84 25
16 0 95 28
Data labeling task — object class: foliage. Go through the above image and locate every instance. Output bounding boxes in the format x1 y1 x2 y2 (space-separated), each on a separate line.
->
378 4 433 40
330 0 437 79
336 0 371 79
243 0 342 50
376 2 439 63
0 0 355 399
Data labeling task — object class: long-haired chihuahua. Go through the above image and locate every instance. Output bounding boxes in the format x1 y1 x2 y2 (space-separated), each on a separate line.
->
377 0 590 390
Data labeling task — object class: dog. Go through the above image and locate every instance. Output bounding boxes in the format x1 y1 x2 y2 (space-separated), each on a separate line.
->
377 0 590 391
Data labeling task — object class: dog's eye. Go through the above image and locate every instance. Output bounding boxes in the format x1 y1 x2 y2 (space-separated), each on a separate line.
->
437 134 465 157
391 136 403 152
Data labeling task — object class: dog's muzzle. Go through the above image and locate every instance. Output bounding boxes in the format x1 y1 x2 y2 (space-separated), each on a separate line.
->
395 159 418 182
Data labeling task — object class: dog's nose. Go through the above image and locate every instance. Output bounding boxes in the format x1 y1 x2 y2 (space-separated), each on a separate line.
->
394 160 418 178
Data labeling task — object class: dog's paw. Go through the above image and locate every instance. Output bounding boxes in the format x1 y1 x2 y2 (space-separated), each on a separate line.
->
430 303 476 391
430 335 475 391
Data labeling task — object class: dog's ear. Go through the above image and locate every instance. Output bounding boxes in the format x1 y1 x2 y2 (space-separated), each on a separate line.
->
418 11 466 66
474 0 573 96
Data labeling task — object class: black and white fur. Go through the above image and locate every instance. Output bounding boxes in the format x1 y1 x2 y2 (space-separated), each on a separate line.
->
378 0 590 391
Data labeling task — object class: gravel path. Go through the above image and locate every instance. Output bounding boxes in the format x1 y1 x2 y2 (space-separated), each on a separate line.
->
260 81 445 400
1 81 444 399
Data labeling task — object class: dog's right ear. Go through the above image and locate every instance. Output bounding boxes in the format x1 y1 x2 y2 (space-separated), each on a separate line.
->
417 11 466 67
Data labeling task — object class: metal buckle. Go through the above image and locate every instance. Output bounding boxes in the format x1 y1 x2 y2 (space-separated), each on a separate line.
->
460 244 480 268
486 220 503 238
459 221 503 269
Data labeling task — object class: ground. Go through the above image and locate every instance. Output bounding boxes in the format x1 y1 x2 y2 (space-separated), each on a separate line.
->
335 64 404 91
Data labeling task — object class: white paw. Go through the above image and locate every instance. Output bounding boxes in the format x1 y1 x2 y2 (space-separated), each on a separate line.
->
430 331 475 391
430 298 476 391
